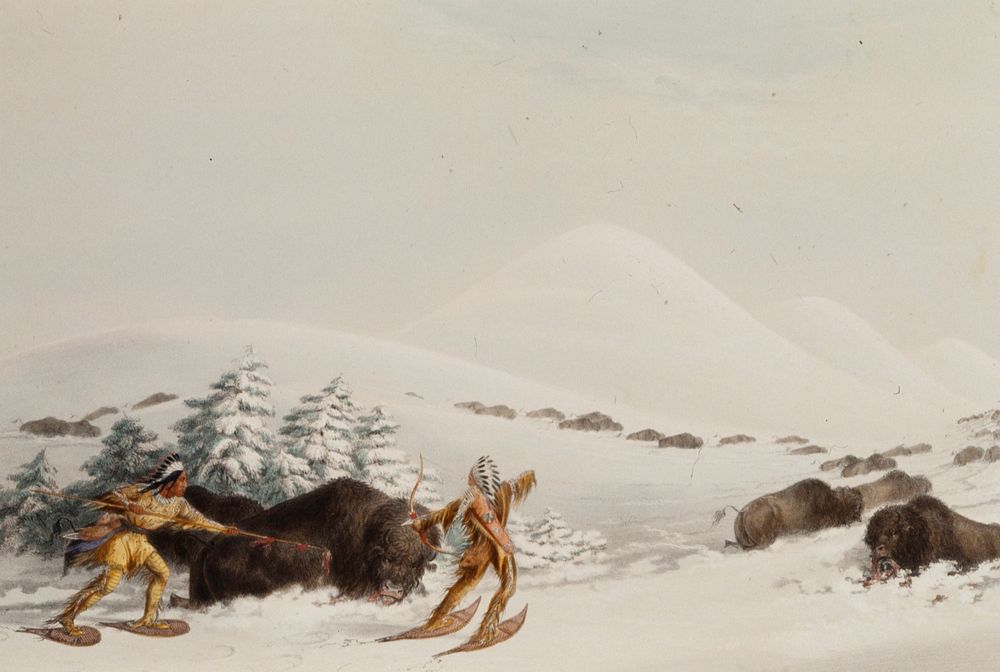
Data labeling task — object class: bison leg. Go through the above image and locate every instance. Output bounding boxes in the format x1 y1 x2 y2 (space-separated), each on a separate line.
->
168 593 193 609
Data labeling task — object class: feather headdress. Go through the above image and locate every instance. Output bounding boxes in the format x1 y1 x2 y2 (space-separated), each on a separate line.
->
140 452 185 492
469 455 501 505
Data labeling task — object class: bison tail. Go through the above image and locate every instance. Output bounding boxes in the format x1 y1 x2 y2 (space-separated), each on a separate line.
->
711 505 741 527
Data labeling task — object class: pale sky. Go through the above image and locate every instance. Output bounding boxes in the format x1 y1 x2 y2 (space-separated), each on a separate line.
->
2 1 999 359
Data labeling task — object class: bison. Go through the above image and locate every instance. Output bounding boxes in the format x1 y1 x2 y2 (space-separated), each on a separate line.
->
730 479 864 550
865 495 1000 577
853 470 932 511
162 479 439 607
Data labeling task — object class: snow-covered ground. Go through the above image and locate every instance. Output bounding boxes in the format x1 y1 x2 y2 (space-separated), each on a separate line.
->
2 320 1000 671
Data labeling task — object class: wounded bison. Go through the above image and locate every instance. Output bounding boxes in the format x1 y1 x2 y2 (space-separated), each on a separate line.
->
865 495 1000 578
155 479 438 607
718 479 864 550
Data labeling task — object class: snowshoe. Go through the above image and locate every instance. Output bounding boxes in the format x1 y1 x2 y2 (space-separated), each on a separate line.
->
434 604 527 657
378 597 481 642
18 625 101 647
101 619 190 637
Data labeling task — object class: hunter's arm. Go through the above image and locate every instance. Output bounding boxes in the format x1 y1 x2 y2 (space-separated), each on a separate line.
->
413 498 462 534
495 471 537 512
173 499 226 531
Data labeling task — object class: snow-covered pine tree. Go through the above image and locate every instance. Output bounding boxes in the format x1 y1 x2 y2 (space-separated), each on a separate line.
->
278 376 358 483
195 349 277 499
77 416 162 497
1 449 60 555
172 394 217 479
353 405 441 503
259 448 314 506
507 508 607 569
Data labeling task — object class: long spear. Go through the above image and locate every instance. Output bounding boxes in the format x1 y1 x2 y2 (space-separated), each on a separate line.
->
33 488 332 571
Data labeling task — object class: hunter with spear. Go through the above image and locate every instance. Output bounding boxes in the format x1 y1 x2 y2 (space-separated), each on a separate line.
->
51 453 239 636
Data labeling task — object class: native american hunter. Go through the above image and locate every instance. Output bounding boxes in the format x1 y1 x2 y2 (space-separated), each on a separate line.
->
54 453 238 635
409 455 536 645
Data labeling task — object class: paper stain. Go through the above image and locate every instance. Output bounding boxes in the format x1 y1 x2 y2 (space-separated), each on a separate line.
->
969 244 988 280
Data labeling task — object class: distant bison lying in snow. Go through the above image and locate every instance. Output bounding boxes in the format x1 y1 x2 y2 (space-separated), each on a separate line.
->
865 495 1000 576
954 446 986 466
853 470 931 511
150 479 438 607
841 453 896 478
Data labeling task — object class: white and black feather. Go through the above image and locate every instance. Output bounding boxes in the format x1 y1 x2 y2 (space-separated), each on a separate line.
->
141 452 185 491
470 455 501 506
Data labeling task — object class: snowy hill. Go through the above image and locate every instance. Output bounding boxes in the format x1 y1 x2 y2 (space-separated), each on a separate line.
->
399 224 956 442
757 296 975 411
912 338 1000 408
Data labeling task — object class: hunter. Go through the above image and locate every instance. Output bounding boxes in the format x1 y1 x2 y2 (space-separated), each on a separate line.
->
409 455 536 647
53 453 238 635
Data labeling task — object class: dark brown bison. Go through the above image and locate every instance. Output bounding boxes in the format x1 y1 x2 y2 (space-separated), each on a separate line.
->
174 478 438 607
865 495 1000 577
730 479 864 550
854 470 932 510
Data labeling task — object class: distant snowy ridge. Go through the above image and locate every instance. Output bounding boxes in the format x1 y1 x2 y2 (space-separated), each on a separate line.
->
400 224 967 442
757 296 974 410
912 338 1000 408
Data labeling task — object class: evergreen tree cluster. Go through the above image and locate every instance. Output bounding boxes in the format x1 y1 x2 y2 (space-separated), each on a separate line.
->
171 352 439 507
174 351 440 505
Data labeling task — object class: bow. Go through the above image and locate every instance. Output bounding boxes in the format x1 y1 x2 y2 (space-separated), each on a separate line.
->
407 453 424 524
404 454 459 557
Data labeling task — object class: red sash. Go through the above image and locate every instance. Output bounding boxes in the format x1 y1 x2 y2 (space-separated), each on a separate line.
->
469 491 514 555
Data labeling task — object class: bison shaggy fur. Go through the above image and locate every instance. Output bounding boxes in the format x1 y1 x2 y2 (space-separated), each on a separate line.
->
865 495 1000 573
734 478 864 550
180 478 438 606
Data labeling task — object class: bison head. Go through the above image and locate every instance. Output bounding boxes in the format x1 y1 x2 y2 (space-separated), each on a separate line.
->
366 511 439 604
864 503 932 574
